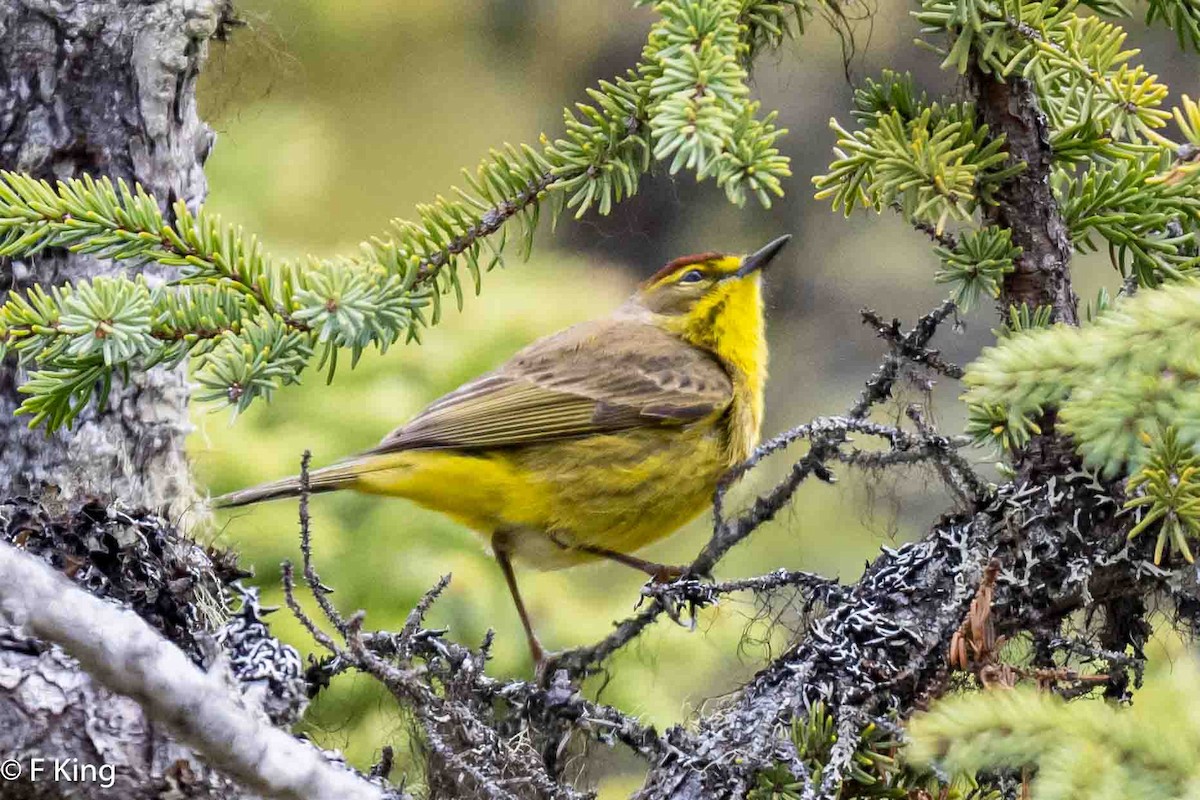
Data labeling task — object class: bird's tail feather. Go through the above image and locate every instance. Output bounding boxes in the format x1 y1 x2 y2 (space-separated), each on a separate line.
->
211 461 366 509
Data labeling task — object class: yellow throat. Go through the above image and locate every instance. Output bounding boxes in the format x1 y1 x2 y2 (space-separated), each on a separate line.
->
629 249 772 461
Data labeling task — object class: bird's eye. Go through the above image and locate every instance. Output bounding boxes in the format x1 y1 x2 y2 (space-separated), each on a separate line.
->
678 269 705 284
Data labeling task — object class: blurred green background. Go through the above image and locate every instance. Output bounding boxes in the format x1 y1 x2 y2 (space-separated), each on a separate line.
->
191 1 1185 794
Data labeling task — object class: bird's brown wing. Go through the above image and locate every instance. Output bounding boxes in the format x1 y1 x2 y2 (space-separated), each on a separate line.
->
370 319 733 453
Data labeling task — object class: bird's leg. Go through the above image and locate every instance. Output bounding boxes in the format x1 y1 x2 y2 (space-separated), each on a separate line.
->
570 542 689 584
492 534 545 667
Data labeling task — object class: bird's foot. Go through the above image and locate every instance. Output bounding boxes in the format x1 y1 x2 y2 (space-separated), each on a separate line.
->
534 648 570 686
647 563 689 584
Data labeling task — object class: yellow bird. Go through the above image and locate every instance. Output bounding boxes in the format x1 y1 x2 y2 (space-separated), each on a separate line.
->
214 235 790 664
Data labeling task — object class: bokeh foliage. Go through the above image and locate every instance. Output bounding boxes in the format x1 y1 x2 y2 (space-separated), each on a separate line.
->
909 654 1200 800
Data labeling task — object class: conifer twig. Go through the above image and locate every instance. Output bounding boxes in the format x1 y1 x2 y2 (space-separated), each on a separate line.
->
851 302 963 420
898 203 960 250
414 170 554 279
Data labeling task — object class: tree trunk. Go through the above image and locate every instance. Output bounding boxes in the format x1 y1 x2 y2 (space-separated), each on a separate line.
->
0 3 252 798
0 0 226 512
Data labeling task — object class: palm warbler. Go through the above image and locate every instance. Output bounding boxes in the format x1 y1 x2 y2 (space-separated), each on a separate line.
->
214 235 790 663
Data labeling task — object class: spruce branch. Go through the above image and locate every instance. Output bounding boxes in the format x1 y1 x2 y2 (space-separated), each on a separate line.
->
933 227 1021 310
1124 427 1200 564
963 280 1200 474
748 700 1001 800
639 0 795 206
814 94 1020 233
914 0 1177 171
821 13 1200 317
964 399 1042 454
1146 0 1200 51
909 655 1200 800
638 0 810 59
1057 150 1200 286
908 213 960 250
968 67 1079 325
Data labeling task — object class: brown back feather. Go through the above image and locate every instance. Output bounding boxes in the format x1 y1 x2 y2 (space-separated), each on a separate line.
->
370 318 733 453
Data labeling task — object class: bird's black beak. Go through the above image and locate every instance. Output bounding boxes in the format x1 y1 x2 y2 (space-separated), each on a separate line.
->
736 234 792 278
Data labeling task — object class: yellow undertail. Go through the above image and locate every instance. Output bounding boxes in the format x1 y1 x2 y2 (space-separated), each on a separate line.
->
215 424 732 571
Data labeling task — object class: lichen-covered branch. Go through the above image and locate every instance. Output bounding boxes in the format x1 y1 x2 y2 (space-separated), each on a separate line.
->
631 45 1157 798
637 456 1170 798
281 460 677 799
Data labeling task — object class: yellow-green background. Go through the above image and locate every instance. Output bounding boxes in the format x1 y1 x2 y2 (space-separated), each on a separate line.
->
192 1 1183 795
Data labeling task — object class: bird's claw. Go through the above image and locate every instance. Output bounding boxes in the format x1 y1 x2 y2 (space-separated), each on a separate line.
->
534 648 570 686
649 563 689 584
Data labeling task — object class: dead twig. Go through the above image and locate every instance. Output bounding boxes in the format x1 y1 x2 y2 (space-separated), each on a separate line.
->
556 301 983 680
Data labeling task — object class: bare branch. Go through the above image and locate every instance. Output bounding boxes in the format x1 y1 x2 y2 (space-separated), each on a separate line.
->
282 461 678 797
892 202 960 250
547 303 979 679
297 451 348 636
0 541 388 800
639 568 844 610
638 461 1168 797
904 404 989 505
556 408 984 680
282 561 345 660
545 602 668 678
853 302 963 420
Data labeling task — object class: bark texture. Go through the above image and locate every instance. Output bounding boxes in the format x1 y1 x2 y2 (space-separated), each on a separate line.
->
0 496 314 800
0 643 246 800
969 69 1079 326
0 0 226 512
0 538 380 800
